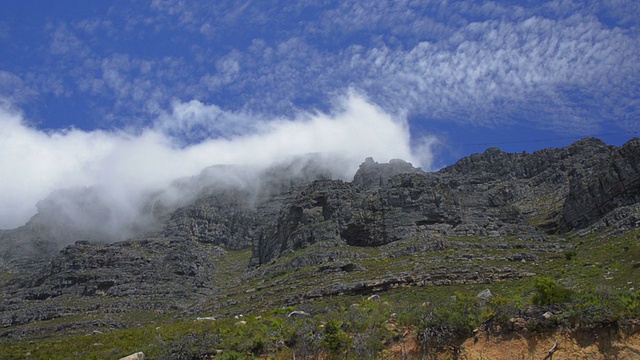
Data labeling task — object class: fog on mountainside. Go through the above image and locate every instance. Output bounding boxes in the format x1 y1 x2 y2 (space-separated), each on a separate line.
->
0 95 434 241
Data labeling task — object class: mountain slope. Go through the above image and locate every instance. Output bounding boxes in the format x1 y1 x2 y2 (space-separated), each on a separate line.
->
1 137 639 358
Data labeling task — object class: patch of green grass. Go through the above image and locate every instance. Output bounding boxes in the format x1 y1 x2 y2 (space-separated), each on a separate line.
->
212 247 253 287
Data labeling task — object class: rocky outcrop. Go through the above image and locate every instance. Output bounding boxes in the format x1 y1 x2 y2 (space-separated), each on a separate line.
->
162 189 258 249
4 138 638 273
352 158 424 190
119 352 145 360
2 137 640 334
247 138 640 265
301 266 535 299
20 238 222 303
561 138 640 230
0 154 340 272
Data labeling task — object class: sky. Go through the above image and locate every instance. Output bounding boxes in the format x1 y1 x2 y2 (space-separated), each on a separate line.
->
0 0 639 230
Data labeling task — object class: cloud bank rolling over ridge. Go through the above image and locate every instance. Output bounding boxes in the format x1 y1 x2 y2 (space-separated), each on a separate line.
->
0 94 430 230
0 0 639 232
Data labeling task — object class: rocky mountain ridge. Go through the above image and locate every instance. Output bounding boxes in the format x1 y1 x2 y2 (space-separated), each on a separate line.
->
1 137 640 338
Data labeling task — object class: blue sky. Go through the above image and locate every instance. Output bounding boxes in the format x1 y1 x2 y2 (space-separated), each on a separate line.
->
0 0 639 228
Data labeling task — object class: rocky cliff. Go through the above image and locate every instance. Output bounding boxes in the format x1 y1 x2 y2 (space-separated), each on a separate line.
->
561 138 640 231
253 137 640 266
1 137 640 337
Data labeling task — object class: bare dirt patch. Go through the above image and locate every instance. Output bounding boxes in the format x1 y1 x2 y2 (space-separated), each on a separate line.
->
383 322 640 360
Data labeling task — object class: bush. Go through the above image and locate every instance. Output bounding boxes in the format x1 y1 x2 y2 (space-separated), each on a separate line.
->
531 277 573 305
565 288 640 325
617 290 640 317
216 351 253 360
482 295 518 324
287 320 323 358
427 292 480 330
322 319 351 357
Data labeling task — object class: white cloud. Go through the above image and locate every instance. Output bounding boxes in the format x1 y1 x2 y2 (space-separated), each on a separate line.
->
0 103 116 228
0 93 432 230
155 99 256 142
343 12 640 129
0 71 35 104
200 51 241 91
48 23 86 56
159 1 636 134
7 0 639 148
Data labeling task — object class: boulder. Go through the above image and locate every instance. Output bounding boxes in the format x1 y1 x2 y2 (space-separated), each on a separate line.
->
476 289 493 301
196 316 216 321
288 310 311 318
119 352 145 360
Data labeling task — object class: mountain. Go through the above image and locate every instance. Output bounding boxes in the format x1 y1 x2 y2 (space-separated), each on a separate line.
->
1 137 639 358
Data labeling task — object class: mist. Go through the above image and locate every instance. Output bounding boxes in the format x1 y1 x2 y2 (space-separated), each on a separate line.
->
0 94 435 239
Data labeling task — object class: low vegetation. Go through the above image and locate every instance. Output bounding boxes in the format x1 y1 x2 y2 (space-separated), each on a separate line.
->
1 228 639 359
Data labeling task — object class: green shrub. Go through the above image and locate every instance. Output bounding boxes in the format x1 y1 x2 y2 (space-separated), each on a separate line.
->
425 292 480 331
322 319 351 356
216 351 253 360
345 300 390 332
268 306 296 316
617 290 640 317
287 319 323 357
482 295 518 324
531 277 573 305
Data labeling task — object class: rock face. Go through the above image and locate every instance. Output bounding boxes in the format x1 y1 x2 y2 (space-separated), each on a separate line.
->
3 137 640 271
26 238 221 300
352 157 424 191
162 189 258 249
251 138 640 265
0 154 339 271
1 137 640 330
561 138 640 231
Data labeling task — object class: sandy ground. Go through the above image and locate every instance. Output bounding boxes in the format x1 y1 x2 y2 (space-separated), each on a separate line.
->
382 322 640 360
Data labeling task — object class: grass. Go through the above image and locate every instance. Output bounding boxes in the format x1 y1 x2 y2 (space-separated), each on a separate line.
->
1 228 640 358
212 248 253 288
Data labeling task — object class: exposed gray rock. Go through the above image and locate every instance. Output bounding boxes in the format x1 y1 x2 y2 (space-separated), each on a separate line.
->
288 310 311 318
2 137 640 336
119 352 145 360
561 138 640 231
15 238 220 306
162 189 257 249
352 157 423 191
4 138 639 273
301 267 534 299
243 138 640 265
477 289 493 301
196 316 216 321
